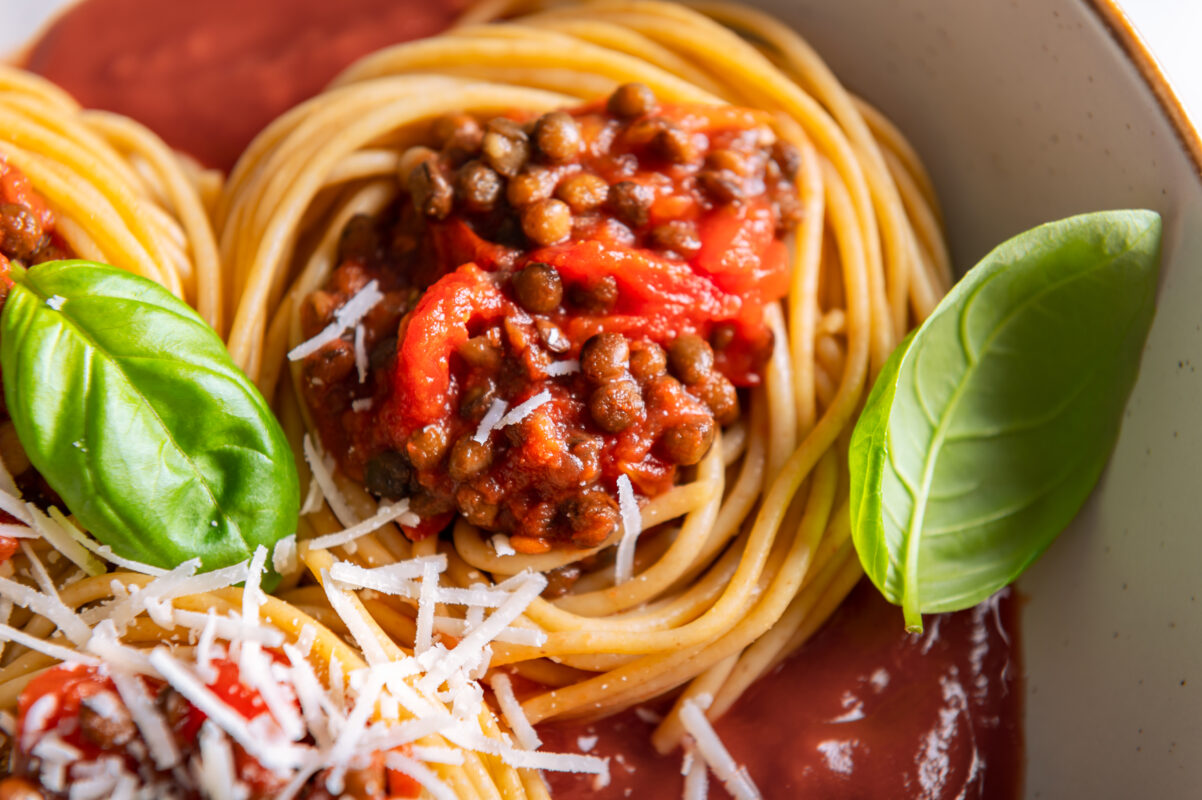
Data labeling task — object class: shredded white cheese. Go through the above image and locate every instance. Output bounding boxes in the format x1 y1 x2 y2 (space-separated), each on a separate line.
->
544 359 581 377
353 324 369 383
491 533 516 557
613 474 642 585
287 279 383 361
490 673 541 751
473 398 509 443
351 397 374 413
497 389 552 430
679 695 762 800
307 500 414 550
46 294 65 310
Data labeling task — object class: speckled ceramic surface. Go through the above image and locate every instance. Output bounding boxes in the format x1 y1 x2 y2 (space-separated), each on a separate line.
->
5 1 1202 797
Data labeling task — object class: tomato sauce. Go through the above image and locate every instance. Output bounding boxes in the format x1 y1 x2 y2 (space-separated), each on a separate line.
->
21 2 1024 797
542 582 1023 799
25 0 469 171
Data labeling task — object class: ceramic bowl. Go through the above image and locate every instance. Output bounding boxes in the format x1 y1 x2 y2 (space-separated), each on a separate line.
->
6 1 1202 797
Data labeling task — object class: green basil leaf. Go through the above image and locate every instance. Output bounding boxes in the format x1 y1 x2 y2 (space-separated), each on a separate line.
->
0 260 299 576
849 210 1162 631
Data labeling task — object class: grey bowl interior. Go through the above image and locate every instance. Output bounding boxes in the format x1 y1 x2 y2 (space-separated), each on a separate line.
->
747 0 1202 796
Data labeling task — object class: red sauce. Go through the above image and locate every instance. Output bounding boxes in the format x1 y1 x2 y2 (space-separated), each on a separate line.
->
542 582 1023 799
26 0 469 171
21 3 1024 797
15 661 423 800
299 100 795 550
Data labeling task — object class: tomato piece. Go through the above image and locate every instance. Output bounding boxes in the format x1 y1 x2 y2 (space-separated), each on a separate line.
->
694 198 788 299
385 263 507 430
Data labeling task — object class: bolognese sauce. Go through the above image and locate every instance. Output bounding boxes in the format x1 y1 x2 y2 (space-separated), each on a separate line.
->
299 83 801 553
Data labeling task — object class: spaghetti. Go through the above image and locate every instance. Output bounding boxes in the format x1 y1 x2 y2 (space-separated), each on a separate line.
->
217 0 949 763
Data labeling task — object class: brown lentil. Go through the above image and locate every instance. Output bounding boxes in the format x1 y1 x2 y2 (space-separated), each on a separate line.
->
459 381 498 422
694 373 739 425
542 563 584 598
408 161 453 220
456 486 499 527
364 451 413 500
608 180 653 227
565 491 621 547
571 274 620 312
661 418 716 465
448 436 493 481
556 172 609 213
409 490 455 518
668 333 714 385
652 124 695 164
534 111 582 163
607 82 657 119
706 148 749 176
647 220 701 256
511 262 564 313
536 319 570 353
0 204 44 261
710 322 737 350
456 160 503 213
406 424 449 470
629 341 668 381
307 339 356 386
589 379 644 432
507 168 556 208
698 169 744 204
482 120 530 177
521 198 573 246
580 332 630 383
433 113 483 152
459 337 502 371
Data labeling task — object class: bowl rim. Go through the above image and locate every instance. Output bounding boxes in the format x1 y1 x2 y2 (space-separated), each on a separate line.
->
1089 0 1202 179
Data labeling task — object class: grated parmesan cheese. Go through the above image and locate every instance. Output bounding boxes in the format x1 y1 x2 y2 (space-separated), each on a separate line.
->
613 474 642 585
497 389 552 429
308 500 415 551
473 398 509 443
287 280 383 361
490 673 541 750
679 695 762 800
46 294 65 310
491 534 516 557
544 358 581 377
353 324 368 383
351 397 374 413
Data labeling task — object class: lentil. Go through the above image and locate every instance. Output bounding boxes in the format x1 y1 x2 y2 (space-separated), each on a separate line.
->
556 172 609 213
589 379 644 432
668 333 714 385
456 160 503 212
448 436 493 481
364 451 412 500
521 197 573 245
580 332 630 382
408 160 453 220
608 180 653 227
534 111 582 163
607 82 657 119
661 418 716 465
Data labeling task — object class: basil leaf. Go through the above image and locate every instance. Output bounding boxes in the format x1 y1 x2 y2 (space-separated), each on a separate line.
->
849 210 1161 631
0 260 299 576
